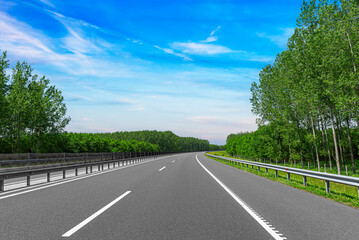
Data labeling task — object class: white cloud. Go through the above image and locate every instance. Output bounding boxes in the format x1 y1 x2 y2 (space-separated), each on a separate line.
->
201 36 218 43
154 45 192 61
189 116 219 124
0 11 134 78
171 42 233 55
249 56 275 62
38 0 55 8
257 28 295 48
134 105 144 111
210 26 221 36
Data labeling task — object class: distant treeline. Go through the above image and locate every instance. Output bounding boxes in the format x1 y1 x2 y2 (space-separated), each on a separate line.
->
228 0 359 174
96 130 224 152
0 131 223 153
0 133 160 153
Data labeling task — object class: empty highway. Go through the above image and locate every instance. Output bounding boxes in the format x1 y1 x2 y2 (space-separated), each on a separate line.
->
1 153 358 240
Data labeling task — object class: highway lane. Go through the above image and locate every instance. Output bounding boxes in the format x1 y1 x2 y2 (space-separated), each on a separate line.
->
0 154 183 239
196 154 359 240
67 153 273 240
1 152 359 239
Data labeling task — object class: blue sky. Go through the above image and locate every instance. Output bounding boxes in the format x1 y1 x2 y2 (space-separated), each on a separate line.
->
0 0 301 144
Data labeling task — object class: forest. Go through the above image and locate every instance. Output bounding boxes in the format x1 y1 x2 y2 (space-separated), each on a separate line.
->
227 0 359 174
97 130 224 152
0 52 223 153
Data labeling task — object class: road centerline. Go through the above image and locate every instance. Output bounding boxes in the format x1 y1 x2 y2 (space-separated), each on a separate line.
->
196 154 286 240
62 191 131 238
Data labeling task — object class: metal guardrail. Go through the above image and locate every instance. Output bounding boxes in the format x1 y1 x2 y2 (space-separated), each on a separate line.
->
0 152 174 192
206 154 359 198
0 152 162 169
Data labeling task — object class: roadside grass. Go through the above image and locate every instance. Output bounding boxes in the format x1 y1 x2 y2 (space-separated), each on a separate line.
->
205 152 359 208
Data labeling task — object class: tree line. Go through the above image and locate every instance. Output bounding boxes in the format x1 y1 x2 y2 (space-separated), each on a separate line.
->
97 130 225 152
0 52 223 153
228 0 359 174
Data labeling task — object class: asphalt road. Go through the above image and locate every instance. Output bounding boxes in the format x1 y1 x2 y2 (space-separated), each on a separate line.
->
1 152 358 240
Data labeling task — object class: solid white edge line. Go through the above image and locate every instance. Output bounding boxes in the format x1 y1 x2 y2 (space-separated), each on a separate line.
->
196 154 286 240
158 166 166 171
0 154 181 200
62 191 131 237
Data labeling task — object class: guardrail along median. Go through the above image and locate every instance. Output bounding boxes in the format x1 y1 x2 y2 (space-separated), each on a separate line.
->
0 151 174 192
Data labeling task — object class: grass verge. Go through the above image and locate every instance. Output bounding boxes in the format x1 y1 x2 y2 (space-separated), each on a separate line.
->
206 152 359 208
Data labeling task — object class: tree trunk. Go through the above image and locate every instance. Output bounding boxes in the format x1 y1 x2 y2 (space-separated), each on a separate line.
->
322 115 332 170
335 116 344 166
329 107 341 174
310 113 320 171
294 111 304 168
311 142 316 167
346 118 356 174
346 32 357 79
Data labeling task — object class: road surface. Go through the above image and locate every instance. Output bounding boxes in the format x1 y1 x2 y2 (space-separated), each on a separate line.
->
1 152 358 240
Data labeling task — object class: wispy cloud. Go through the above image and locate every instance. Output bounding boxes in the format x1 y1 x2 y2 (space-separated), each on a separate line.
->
201 36 218 43
0 11 135 78
154 45 192 61
171 42 233 55
38 0 55 8
257 28 294 48
210 26 221 36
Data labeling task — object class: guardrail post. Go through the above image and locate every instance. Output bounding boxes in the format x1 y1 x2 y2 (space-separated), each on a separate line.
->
251 165 253 169
266 168 268 173
257 166 260 171
75 168 78 176
275 170 278 178
325 181 330 193
0 180 4 191
63 170 66 179
86 166 88 174
90 166 93 173
113 162 115 168
98 165 100 171
108 163 110 169
27 153 30 169
47 172 50 182
27 175 30 186
303 176 307 186
287 172 290 181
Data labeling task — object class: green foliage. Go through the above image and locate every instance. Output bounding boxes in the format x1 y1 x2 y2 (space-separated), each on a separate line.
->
231 0 359 174
0 52 70 153
96 130 224 152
